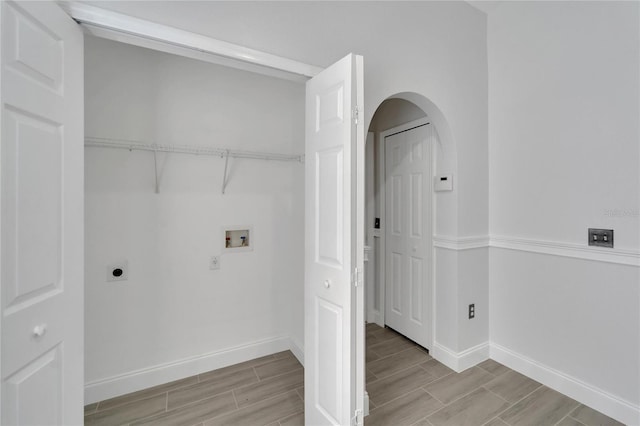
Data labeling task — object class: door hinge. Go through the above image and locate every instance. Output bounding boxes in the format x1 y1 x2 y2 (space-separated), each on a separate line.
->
352 267 363 287
351 409 363 426
352 106 360 125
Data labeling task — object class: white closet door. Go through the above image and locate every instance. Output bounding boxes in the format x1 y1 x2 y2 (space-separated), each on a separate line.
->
384 124 432 349
1 1 84 424
304 53 364 426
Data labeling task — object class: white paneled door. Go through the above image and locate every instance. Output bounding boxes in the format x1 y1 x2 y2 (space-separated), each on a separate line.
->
1 1 84 425
384 123 432 349
305 54 364 425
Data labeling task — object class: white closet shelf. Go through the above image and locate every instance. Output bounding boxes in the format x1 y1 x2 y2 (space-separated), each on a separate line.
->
85 136 303 194
85 137 304 162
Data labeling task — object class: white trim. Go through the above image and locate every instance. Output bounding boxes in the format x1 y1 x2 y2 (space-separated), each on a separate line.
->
375 131 386 328
431 341 490 373
289 336 304 367
62 2 322 79
491 235 639 266
84 335 291 404
490 343 640 425
431 234 639 266
433 235 490 250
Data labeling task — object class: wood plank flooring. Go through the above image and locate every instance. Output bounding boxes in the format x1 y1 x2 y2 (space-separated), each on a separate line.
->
85 324 623 425
84 351 303 426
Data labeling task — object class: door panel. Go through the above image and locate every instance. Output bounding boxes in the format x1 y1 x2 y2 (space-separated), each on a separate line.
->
305 53 364 425
384 124 432 349
1 2 84 424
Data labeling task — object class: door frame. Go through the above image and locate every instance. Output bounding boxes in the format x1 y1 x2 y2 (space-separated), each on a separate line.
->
375 117 434 349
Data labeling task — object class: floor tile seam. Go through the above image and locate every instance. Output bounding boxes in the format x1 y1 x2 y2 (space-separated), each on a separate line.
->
254 365 303 382
479 415 501 426
214 387 301 415
199 363 266 383
172 376 260 401
421 383 498 422
369 339 417 355
566 414 588 426
231 388 239 409
421 380 486 407
235 384 304 410
478 364 510 378
420 386 446 405
553 413 580 426
92 388 177 414
368 361 436 385
499 381 545 409
468 387 517 426
368 386 433 413
368 347 431 372
171 394 249 426
85 392 170 420
234 373 302 396
369 377 435 407
409 415 435 426
367 338 400 347
370 358 430 380
495 384 548 422
416 362 454 381
481 385 512 404
275 409 304 425
166 389 237 413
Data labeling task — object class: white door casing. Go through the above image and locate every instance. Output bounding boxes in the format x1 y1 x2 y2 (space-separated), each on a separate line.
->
1 1 84 424
305 53 364 426
384 122 432 349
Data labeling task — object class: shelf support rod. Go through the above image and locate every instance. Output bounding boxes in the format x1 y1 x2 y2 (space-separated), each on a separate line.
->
221 150 230 194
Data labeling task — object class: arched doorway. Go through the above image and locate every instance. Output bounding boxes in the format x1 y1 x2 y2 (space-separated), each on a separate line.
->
363 93 457 415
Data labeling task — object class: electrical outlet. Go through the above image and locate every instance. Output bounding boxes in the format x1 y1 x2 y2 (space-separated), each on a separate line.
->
468 304 475 319
107 261 128 282
588 228 614 248
209 256 220 270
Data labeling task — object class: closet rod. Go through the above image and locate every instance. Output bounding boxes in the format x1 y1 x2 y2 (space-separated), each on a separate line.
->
85 137 304 163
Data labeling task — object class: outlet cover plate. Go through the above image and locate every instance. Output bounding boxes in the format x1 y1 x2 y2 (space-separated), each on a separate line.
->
210 256 221 270
588 228 614 248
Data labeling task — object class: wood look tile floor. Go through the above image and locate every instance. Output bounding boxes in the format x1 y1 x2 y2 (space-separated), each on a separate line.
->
85 324 624 426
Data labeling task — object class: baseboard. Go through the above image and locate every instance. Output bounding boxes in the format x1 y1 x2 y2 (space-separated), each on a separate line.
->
85 335 291 404
431 341 489 372
289 336 304 367
491 343 640 425
367 310 382 326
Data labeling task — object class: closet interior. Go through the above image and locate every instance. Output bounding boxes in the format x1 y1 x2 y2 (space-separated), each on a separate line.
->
84 35 306 402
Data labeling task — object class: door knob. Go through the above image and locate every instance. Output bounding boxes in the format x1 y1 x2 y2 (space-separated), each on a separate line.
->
324 280 331 289
32 324 47 338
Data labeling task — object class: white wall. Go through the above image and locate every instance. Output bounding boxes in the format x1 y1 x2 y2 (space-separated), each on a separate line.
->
488 2 640 423
85 0 489 387
84 37 305 401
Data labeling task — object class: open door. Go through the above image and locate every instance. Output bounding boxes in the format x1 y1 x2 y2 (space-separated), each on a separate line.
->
1 1 84 424
304 54 364 425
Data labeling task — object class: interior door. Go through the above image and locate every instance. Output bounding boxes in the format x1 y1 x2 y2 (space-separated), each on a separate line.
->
384 123 432 349
305 53 364 426
1 1 84 424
